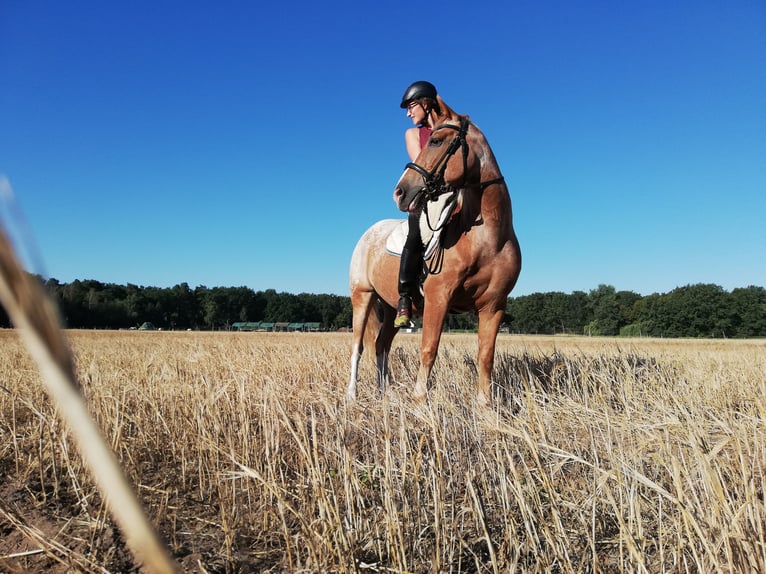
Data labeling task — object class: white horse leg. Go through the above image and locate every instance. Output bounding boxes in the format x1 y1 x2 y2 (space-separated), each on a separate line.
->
347 287 375 402
347 342 362 401
376 349 389 394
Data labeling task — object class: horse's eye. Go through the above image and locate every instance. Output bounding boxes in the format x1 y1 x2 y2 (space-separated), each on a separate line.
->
428 138 443 147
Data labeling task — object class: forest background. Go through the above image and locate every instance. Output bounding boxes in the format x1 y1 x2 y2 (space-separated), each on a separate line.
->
2 278 763 338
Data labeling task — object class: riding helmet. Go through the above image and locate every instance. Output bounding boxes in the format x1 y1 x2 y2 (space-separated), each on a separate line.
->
400 81 438 108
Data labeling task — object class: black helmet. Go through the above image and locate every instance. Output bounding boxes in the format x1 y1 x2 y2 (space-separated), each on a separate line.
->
400 80 438 108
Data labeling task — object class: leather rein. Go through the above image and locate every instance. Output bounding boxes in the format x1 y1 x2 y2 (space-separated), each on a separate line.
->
404 116 504 206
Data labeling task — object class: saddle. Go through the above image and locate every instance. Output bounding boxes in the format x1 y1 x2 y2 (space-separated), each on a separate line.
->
385 190 461 260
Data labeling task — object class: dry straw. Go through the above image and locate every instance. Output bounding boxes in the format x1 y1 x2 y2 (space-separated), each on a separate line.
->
0 223 177 573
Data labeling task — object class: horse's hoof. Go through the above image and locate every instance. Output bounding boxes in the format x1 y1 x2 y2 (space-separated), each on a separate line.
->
477 393 492 409
412 392 427 404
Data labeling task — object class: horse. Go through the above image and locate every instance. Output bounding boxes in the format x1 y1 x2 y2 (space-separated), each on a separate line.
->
347 95 521 406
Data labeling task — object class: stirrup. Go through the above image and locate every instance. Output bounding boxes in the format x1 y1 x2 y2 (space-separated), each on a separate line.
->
394 297 412 328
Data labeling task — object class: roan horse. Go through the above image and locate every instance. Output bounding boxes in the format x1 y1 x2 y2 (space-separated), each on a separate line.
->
347 95 521 406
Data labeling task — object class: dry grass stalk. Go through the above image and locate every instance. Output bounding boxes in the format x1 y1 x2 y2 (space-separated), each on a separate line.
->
0 500 109 573
0 225 177 574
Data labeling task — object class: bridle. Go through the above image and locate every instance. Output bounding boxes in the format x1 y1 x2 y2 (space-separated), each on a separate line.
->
404 116 504 207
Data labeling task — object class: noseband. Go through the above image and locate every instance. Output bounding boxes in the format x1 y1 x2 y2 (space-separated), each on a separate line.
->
404 116 504 206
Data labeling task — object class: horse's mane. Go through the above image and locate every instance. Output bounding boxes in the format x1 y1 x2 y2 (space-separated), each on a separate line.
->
434 94 470 126
435 94 491 167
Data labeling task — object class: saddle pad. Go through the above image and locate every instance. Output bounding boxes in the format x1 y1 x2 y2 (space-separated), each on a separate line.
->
385 191 459 259
384 220 409 257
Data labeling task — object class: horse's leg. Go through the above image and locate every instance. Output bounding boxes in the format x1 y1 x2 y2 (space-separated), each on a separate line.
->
347 289 375 402
412 301 449 401
375 303 397 393
476 307 505 407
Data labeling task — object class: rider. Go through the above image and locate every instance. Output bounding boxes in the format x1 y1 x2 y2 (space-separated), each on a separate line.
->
394 80 441 328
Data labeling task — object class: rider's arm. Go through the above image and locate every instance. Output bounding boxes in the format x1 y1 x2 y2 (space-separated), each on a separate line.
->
405 127 421 161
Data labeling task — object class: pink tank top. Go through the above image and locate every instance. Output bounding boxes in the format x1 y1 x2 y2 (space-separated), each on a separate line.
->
419 126 432 149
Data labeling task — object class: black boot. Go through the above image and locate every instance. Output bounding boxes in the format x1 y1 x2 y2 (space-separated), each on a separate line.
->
394 246 421 327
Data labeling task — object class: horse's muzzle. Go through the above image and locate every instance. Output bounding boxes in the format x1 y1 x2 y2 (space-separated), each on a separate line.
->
393 186 421 213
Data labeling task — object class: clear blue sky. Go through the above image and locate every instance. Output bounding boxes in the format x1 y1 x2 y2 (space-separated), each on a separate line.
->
1 1 764 297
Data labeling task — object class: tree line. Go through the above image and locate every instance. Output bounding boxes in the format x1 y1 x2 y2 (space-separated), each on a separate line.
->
507 283 766 338
0 278 763 338
13 279 353 331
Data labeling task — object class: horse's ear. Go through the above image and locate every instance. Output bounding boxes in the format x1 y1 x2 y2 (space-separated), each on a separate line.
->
435 94 459 123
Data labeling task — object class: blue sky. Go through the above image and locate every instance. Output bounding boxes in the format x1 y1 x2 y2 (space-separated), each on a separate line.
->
1 1 764 297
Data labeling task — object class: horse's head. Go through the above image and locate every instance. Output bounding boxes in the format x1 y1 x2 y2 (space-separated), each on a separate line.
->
393 95 483 213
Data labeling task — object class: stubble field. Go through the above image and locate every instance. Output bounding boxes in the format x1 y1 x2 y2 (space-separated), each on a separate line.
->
0 329 764 573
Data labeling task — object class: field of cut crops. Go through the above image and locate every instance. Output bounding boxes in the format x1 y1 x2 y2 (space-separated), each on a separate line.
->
1 330 764 572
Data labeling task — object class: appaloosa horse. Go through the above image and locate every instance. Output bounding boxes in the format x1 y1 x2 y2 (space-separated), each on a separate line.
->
347 95 521 406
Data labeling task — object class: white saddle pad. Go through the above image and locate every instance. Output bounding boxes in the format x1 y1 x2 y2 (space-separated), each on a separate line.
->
385 191 459 259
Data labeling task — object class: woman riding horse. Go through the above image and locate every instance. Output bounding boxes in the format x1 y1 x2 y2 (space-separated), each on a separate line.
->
395 80 441 328
348 92 521 406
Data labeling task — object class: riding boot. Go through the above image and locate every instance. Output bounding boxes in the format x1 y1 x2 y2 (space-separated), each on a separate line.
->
394 245 422 327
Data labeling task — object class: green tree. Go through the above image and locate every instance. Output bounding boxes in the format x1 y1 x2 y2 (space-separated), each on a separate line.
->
586 285 621 336
730 286 766 337
564 291 590 334
446 312 478 331
334 298 353 329
616 290 642 326
507 293 549 333
168 283 200 329
508 290 590 334
643 284 732 338
264 291 303 322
